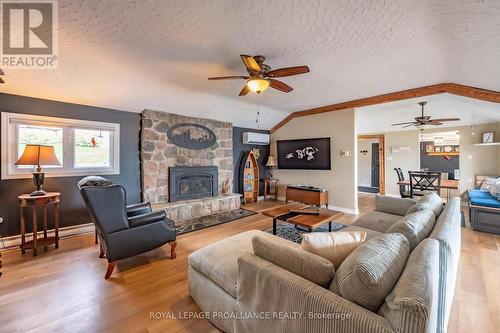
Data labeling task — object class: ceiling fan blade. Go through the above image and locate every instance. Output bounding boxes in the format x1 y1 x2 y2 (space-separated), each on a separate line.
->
403 123 418 128
430 121 444 125
391 121 419 126
266 66 310 78
269 79 293 93
240 55 261 73
208 75 249 80
239 84 251 96
431 118 461 122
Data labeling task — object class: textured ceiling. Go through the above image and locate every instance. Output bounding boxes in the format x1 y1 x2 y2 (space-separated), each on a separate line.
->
2 0 500 129
356 93 500 134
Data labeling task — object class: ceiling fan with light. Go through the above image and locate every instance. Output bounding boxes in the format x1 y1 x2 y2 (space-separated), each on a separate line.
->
208 55 310 96
391 101 460 128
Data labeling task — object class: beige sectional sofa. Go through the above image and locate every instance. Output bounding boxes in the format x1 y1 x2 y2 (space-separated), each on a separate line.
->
188 194 461 333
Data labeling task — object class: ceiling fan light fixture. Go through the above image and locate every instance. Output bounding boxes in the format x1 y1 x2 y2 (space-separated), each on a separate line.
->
247 78 270 93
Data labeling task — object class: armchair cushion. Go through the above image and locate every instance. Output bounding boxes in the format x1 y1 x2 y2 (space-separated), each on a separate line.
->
128 211 167 228
106 220 176 262
126 202 152 217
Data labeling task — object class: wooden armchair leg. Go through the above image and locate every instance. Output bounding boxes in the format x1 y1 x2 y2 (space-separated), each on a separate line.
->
105 262 115 279
169 241 177 259
95 230 98 244
99 245 105 258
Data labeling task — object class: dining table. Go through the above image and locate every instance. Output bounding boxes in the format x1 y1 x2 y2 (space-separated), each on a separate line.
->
398 179 459 200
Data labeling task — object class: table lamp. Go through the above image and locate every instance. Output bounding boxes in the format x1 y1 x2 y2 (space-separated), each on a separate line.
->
265 155 277 179
15 144 61 196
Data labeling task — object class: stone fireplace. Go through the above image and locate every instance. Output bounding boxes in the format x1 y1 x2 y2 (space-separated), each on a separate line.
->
141 110 240 223
169 166 218 202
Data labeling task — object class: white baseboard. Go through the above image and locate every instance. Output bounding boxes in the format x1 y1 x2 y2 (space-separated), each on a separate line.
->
328 205 359 215
0 223 95 249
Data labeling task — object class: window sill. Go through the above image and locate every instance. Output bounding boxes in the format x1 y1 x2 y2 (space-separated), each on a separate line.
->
1 169 120 180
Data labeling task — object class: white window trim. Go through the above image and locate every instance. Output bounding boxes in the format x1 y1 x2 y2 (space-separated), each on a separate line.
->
1 112 120 179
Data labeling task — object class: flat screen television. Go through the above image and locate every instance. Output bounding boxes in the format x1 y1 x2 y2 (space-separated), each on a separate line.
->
277 137 331 170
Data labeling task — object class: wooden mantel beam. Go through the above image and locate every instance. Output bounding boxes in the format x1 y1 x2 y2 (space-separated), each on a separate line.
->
270 83 500 133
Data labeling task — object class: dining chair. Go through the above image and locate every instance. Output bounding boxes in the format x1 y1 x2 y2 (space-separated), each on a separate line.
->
408 171 442 198
394 168 410 198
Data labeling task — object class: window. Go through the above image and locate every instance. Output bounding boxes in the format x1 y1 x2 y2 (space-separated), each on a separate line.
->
1 112 120 179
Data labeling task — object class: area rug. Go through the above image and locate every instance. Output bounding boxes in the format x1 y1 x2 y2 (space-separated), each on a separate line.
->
176 208 257 235
264 222 347 244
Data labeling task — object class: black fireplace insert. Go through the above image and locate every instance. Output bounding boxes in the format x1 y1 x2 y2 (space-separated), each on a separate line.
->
169 166 218 202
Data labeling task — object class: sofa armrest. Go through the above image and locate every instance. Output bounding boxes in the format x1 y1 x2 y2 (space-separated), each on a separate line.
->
128 211 166 228
126 202 152 217
236 254 395 333
375 195 417 216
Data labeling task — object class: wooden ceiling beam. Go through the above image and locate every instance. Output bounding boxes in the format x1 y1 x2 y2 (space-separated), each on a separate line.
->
270 82 500 133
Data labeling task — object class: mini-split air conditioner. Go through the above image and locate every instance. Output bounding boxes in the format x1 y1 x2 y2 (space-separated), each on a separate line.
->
243 132 270 145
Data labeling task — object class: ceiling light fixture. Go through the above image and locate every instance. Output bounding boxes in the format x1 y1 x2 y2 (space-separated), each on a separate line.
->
247 78 270 93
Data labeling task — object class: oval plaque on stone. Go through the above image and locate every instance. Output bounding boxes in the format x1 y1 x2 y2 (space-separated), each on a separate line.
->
167 123 217 150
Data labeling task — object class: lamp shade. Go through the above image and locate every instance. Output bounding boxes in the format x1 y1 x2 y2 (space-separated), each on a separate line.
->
15 144 61 166
247 78 270 93
266 155 277 167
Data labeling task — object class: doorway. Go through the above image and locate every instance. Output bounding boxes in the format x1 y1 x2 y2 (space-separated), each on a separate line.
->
357 134 385 195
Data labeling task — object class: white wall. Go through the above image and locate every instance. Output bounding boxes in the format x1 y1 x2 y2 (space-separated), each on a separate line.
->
271 109 357 213
384 131 420 196
358 139 379 187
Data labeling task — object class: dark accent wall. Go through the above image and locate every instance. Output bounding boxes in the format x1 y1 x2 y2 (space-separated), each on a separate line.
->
0 93 141 237
232 127 270 196
420 141 459 179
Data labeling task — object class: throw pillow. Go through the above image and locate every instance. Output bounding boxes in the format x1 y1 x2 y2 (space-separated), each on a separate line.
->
480 177 497 191
490 179 500 200
386 210 435 250
406 192 443 217
301 231 367 268
329 233 410 312
252 236 335 288
77 176 113 189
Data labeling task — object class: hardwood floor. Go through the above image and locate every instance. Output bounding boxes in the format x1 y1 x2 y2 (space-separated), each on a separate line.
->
1 194 498 332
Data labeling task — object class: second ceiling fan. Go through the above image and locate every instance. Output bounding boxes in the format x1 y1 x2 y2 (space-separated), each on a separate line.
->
391 101 460 128
208 54 310 96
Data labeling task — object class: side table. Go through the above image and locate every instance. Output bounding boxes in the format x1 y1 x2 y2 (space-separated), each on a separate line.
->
264 179 279 201
18 192 60 256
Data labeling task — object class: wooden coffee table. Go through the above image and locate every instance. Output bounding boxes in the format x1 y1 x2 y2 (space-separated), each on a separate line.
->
260 203 344 235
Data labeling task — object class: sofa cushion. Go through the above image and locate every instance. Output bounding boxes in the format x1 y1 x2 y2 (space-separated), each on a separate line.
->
301 231 367 268
188 230 298 297
386 210 436 250
253 236 335 288
470 195 500 208
379 238 440 333
330 233 410 312
342 225 383 240
375 195 417 216
352 211 402 233
406 193 443 217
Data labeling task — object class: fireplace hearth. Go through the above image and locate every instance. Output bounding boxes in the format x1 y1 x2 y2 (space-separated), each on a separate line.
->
169 166 218 202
